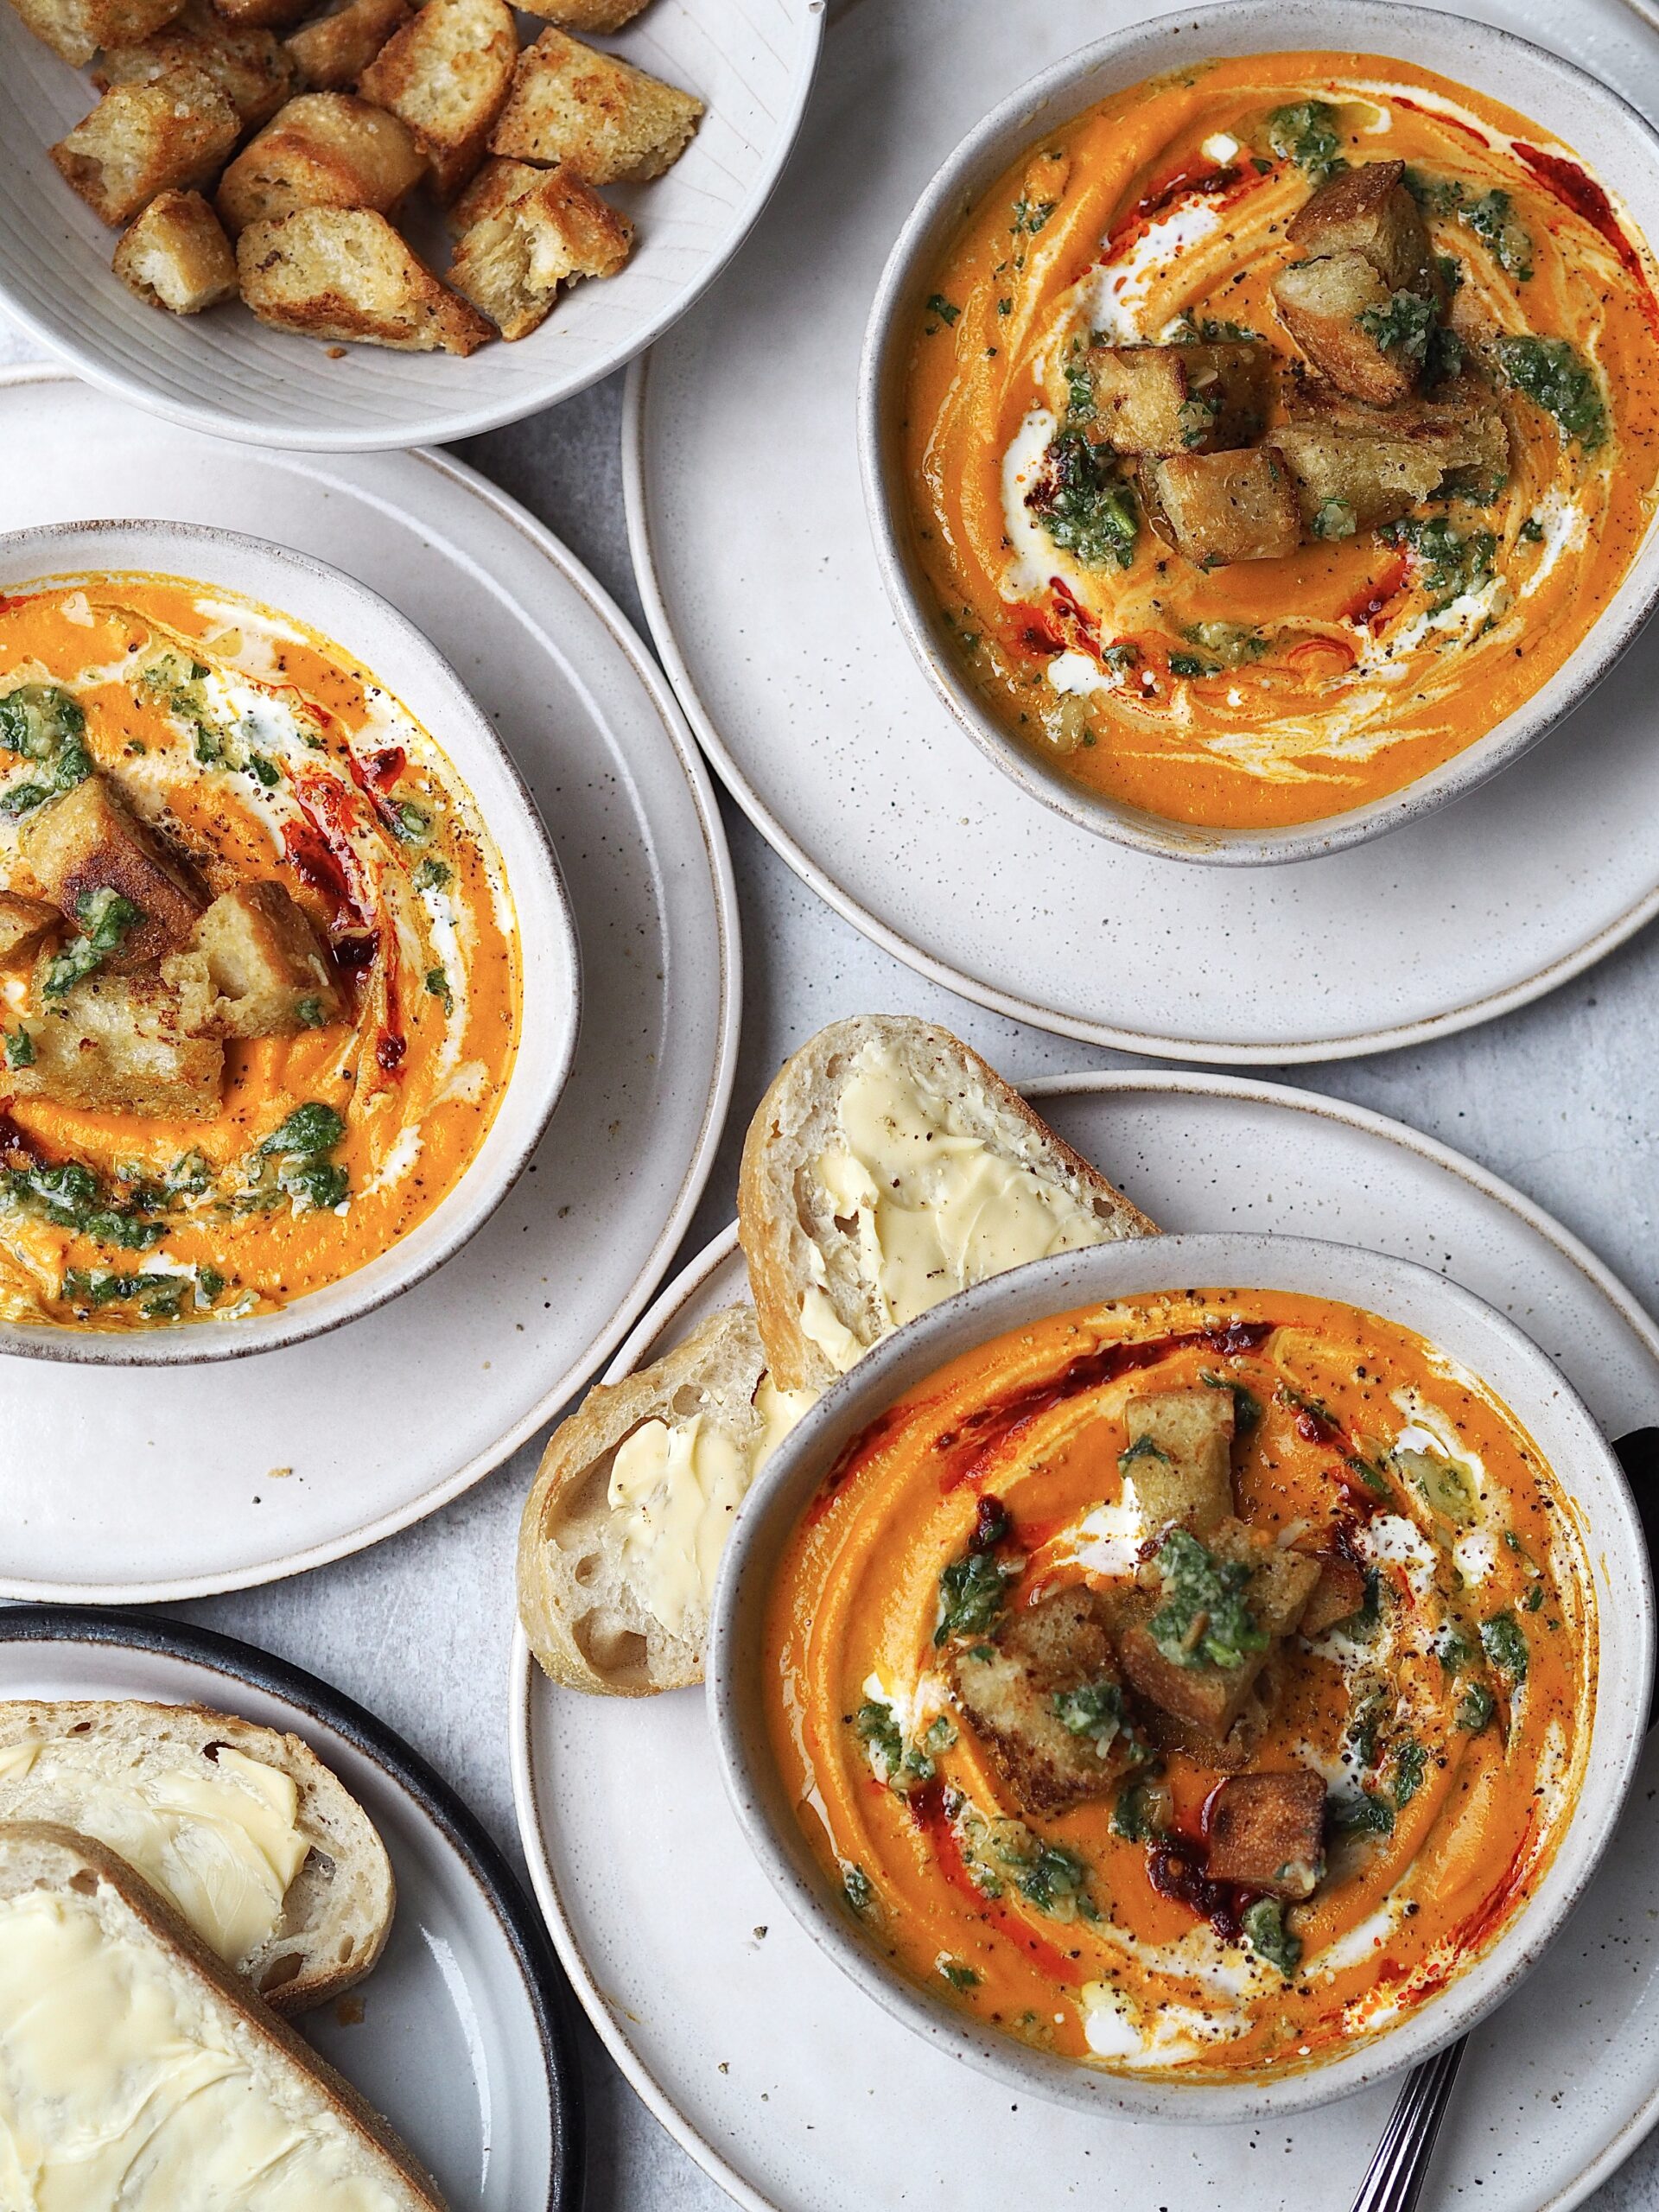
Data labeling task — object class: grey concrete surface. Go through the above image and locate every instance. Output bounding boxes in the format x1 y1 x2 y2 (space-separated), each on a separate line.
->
3 312 1657 2208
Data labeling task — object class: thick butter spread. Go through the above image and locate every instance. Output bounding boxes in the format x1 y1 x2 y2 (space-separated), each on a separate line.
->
799 1039 1105 1368
607 1370 817 1636
0 1737 308 1963
0 1891 408 2211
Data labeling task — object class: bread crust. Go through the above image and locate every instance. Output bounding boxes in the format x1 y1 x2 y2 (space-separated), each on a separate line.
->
489 27 702 184
216 90 424 235
238 205 493 352
0 1821 443 2209
357 0 516 199
737 1014 1159 1393
0 1698 395 2012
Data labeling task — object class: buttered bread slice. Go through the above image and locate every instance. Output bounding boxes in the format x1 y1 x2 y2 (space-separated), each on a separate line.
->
0 1700 393 2012
0 1821 444 2211
738 1014 1158 1392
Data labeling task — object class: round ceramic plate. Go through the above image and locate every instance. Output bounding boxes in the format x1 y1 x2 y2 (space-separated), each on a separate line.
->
0 0 823 450
512 1071 1659 2212
0 1602 583 2211
0 365 739 1601
626 0 1659 1063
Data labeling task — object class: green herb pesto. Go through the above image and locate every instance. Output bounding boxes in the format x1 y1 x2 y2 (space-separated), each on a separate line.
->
1265 100 1346 182
934 1549 1013 1645
1241 1896 1301 1978
0 681 93 816
1494 334 1608 454
1357 289 1437 366
1480 1611 1529 1682
42 888 143 999
1147 1529 1267 1671
1028 431 1139 570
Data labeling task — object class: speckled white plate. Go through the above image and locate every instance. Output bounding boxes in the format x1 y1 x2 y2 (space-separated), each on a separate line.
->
512 1071 1659 2212
0 0 823 450
0 365 739 1601
627 0 1659 1063
0 1604 583 2211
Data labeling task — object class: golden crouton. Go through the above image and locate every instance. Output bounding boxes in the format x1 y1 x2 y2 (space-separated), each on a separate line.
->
238 205 493 351
50 67 241 229
4 0 182 70
1141 446 1303 566
166 880 340 1036
21 776 206 969
449 166 632 337
1120 1387 1235 1536
112 188 239 312
1298 1555 1370 1637
1083 340 1273 458
1205 1770 1326 1897
10 952 223 1118
490 29 702 184
96 0 295 128
216 92 423 234
208 0 311 35
516 0 647 26
951 1586 1143 1819
358 0 516 199
283 0 408 91
1287 160 1440 302
0 893 60 967
1274 374 1510 531
448 153 537 231
1272 251 1433 407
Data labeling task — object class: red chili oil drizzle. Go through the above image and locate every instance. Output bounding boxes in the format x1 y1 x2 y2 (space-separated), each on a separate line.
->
289 773 375 931
1376 1815 1536 2007
1513 143 1657 320
373 957 405 1079
1390 95 1489 149
936 1319 1280 1494
1338 552 1409 631
283 820 356 922
1106 163 1243 256
344 744 421 842
912 1783 1080 1985
0 1111 46 1169
1013 606 1065 657
1147 1832 1248 1944
332 931 378 973
805 1402 918 1526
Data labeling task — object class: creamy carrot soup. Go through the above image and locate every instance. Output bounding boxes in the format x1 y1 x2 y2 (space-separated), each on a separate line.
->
0 574 518 1332
902 54 1659 830
765 1292 1592 2079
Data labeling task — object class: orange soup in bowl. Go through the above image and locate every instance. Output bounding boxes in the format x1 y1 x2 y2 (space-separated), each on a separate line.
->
0 574 518 1332
900 54 1659 831
764 1290 1593 2080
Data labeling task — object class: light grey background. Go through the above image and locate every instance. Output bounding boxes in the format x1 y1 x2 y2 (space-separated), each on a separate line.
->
3 304 1657 2207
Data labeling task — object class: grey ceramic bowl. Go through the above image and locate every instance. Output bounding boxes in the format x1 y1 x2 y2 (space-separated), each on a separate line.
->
709 1231 1655 2121
858 1 1659 866
0 518 581 1366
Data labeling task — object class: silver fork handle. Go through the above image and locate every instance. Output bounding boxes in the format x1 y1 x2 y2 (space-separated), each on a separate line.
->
1350 2037 1467 2212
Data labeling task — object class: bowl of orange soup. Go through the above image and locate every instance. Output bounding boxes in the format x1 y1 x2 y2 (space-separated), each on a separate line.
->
860 3 1659 863
709 1233 1654 2118
0 518 580 1363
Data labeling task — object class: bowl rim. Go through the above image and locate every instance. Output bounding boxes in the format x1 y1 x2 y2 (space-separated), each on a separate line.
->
856 0 1659 868
0 9 826 454
0 514 581 1367
708 1230 1656 2122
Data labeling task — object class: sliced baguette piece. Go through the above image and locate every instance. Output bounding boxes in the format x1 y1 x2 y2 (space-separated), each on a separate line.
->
238 204 493 351
518 1302 814 1696
0 1821 445 2209
0 1698 394 2012
489 28 702 183
738 1014 1160 1394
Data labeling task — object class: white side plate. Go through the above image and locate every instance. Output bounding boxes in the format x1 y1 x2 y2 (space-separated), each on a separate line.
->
0 366 740 1599
0 1605 582 2211
513 1071 1659 2212
627 0 1659 1062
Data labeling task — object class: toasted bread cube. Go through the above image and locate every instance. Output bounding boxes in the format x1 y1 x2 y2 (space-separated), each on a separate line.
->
1084 340 1273 458
952 1586 1141 1819
1214 1520 1320 1639
1205 1770 1326 1898
490 28 702 185
448 152 537 231
1122 1388 1235 1535
1272 251 1427 407
0 893 60 967
216 91 423 233
357 0 516 198
4 0 181 69
516 0 646 25
1276 375 1510 531
1141 446 1302 566
283 0 408 91
208 0 310 34
1298 1556 1370 1638
11 952 222 1117
449 165 632 337
50 67 241 228
167 880 340 1036
1287 160 1440 302
96 0 295 128
113 188 238 311
237 205 493 351
21 777 205 970
1117 1520 1319 1742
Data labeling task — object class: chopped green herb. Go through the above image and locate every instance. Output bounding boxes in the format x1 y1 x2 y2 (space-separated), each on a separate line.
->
413 857 452 892
3 1157 167 1251
166 1150 212 1197
251 1101 350 1215
1520 514 1546 543
934 1549 1013 1646
43 888 143 998
1167 652 1220 679
391 800 431 843
842 1863 874 1914
1480 1611 1529 1681
1147 1528 1267 1672
1266 99 1346 181
260 1102 346 1158
296 995 326 1029
925 292 961 327
1459 188 1533 280
3 1026 34 1070
1390 1738 1428 1808
1242 1897 1302 1977
247 753 280 789
1523 1582 1544 1612
1344 1452 1391 1498
424 964 453 1015
1178 392 1219 448
923 1715 957 1756
940 1960 980 1992
1312 497 1359 541
1118 1432 1171 1469
1200 1370 1262 1432
1432 1622 1476 1674
1063 343 1096 424
1383 516 1498 612
1494 334 1607 454
1173 315 1259 343
1394 1445 1478 1524
1027 430 1139 570
1184 621 1269 668
1357 289 1437 366
0 682 93 816
1013 194 1057 235
1330 1787 1395 1838
997 296 1012 316
197 1267 226 1304
1101 641 1140 671
1426 323 1466 385
1014 1840 1095 1919
1402 168 1466 218
1052 1680 1143 1760
1457 1681 1496 1732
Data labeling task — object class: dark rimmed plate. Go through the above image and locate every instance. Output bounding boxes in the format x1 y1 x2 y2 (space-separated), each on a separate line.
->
0 1604 583 2212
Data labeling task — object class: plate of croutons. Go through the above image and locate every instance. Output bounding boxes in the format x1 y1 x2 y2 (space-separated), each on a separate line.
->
0 0 823 446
